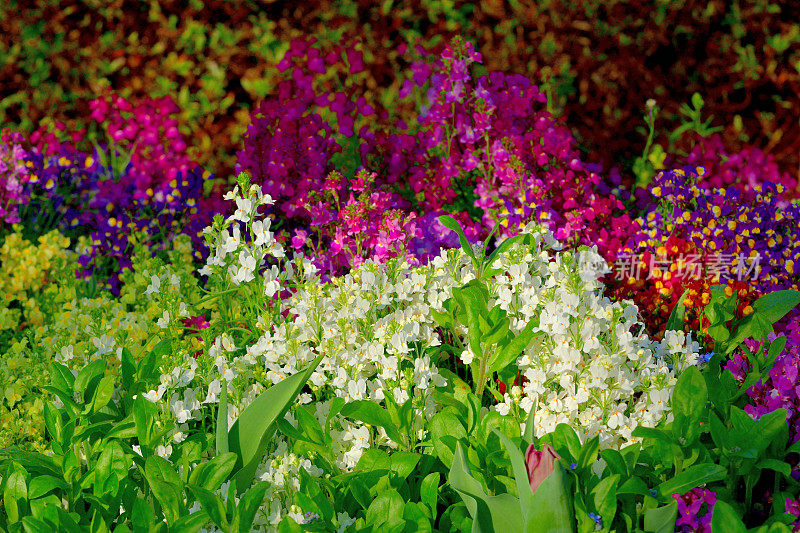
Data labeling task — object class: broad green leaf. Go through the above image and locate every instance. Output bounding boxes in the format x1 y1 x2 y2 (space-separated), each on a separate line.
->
524 462 575 533
617 476 649 496
171 510 212 533
486 234 526 268
420 472 440 517
188 452 238 492
390 451 421 479
449 443 523 533
229 481 270 533
73 359 106 397
49 362 75 396
93 441 129 498
187 485 228 530
229 353 323 494
592 474 619 523
600 449 627 477
341 400 404 444
430 411 467 468
89 375 115 414
27 475 68 500
577 436 599 472
671 365 707 445
752 290 800 324
4 468 28 524
656 463 726 499
490 320 537 373
494 430 534 517
643 501 677 533
710 500 746 533
366 489 405 527
144 455 184 526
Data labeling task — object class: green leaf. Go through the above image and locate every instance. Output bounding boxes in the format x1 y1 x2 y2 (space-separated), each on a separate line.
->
767 336 788 366
756 459 791 478
20 516 54 533
486 234 527 268
671 365 707 445
420 472 440 516
448 443 523 533
171 510 212 533
430 411 467 468
599 449 627 478
216 379 229 455
656 463 726 499
230 481 270 533
4 468 28 524
577 436 599 472
523 406 536 446
752 290 800 324
525 462 575 533
341 400 404 444
439 215 478 267
390 451 421 479
49 362 75 396
89 375 115 414
186 485 228 531
27 475 67 500
188 452 238 492
229 353 323 494
93 441 129 498
366 489 405 527
665 289 691 332
494 430 534 518
643 501 678 533
710 500 747 533
73 359 106 397
120 347 136 393
617 477 649 496
550 424 582 463
490 320 537 373
144 455 184 526
591 474 619 523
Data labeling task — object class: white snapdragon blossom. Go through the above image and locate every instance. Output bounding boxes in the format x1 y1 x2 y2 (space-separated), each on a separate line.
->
156 310 170 329
144 274 161 296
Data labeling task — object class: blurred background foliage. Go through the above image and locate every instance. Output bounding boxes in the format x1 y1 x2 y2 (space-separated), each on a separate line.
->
1 0 799 182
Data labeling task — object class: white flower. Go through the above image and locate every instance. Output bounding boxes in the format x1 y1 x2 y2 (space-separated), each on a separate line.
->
157 310 170 329
144 274 161 296
251 219 273 247
231 248 257 285
92 334 115 357
230 196 254 223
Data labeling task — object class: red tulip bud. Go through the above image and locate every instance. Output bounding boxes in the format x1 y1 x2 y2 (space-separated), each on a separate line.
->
524 443 560 494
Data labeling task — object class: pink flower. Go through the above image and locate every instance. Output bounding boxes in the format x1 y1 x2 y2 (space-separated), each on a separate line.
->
524 443 560 494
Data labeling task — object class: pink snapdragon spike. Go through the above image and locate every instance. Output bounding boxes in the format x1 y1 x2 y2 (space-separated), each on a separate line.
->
524 443 560 494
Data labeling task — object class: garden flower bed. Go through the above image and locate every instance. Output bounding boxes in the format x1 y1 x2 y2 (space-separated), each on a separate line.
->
2 12 800 533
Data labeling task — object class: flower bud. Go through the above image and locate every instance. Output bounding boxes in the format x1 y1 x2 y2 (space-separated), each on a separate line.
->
524 443 560 494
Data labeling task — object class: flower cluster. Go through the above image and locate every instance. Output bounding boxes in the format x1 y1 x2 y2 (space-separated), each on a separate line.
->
672 487 717 532
684 134 798 205
0 130 32 226
0 227 72 334
609 166 800 335
15 94 227 292
289 169 424 279
392 38 637 261
725 325 800 443
484 227 699 446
